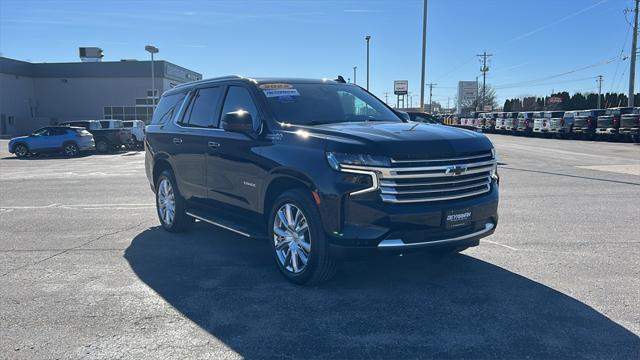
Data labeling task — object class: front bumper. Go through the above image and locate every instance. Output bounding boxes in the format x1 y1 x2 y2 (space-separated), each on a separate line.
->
78 138 96 151
595 128 618 135
572 127 591 133
326 184 499 251
619 127 640 135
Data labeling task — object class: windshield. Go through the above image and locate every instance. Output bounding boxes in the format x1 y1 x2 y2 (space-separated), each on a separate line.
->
263 83 401 125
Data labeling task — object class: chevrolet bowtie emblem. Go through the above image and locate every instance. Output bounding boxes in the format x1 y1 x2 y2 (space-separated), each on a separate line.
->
445 165 468 176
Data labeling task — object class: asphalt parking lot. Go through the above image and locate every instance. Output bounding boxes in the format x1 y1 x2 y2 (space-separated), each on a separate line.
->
0 136 639 359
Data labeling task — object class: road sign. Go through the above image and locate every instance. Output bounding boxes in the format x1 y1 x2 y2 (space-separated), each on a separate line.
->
548 96 562 104
394 80 408 95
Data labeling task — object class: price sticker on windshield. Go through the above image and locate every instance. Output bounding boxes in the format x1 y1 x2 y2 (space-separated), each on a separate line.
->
259 83 293 89
263 88 300 98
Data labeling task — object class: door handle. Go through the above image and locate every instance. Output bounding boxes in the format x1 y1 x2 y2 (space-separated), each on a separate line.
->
208 141 221 148
173 137 183 144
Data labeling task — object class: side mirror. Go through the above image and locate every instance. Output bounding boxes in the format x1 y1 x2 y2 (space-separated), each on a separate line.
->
222 110 255 136
395 110 411 122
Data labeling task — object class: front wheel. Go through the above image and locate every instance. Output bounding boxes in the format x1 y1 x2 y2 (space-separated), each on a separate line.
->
14 144 29 159
155 170 193 232
269 189 338 285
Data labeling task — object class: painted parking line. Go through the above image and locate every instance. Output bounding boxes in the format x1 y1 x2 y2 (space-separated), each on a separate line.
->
0 203 155 211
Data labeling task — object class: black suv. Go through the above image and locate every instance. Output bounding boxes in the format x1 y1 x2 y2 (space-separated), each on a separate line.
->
145 76 499 284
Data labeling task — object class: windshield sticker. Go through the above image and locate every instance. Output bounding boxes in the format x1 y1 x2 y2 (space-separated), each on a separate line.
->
263 89 300 98
259 83 293 90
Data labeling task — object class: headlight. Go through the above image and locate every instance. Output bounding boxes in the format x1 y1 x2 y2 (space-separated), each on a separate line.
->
325 152 384 195
491 147 496 160
325 152 390 171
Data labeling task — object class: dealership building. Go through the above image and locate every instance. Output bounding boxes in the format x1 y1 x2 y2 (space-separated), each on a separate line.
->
0 51 202 136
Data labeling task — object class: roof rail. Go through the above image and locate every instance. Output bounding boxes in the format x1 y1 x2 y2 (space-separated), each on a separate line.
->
172 75 244 89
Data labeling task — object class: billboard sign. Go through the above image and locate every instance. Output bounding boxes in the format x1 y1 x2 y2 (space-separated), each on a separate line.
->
548 96 562 104
394 80 408 95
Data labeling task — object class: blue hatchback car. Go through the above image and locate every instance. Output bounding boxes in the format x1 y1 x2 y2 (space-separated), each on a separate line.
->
8 126 95 158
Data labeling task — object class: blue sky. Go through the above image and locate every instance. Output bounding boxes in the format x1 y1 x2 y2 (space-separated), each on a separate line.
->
0 0 635 107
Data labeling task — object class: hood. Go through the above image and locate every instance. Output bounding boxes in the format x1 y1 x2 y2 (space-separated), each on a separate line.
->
291 121 493 158
9 136 28 143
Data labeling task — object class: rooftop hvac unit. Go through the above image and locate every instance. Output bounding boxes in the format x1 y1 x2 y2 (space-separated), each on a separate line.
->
79 47 104 62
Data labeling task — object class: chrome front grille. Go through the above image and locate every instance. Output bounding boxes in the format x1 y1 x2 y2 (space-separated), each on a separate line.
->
343 152 496 204
597 116 613 128
621 115 639 127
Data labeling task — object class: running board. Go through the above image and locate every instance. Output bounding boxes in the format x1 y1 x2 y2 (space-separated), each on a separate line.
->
185 210 265 239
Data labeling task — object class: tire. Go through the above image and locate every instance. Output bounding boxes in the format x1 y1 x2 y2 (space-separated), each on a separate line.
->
63 142 80 157
268 189 338 285
13 143 29 159
155 170 194 232
96 139 110 153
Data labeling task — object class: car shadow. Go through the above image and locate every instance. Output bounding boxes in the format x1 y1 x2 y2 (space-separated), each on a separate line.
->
125 225 640 359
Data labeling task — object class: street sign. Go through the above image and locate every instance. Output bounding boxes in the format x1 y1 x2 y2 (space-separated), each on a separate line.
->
548 96 562 104
394 80 408 95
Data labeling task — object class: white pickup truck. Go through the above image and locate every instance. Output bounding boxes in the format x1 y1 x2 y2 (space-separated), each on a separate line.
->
122 120 145 148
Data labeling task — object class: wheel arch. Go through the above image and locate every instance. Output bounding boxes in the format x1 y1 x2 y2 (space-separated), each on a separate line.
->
262 173 315 216
152 157 174 191
12 141 28 152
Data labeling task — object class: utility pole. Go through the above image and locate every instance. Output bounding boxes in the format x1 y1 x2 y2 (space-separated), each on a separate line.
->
384 92 389 104
475 76 479 111
419 0 428 111
365 35 371 90
477 51 493 110
628 0 639 106
353 66 357 85
597 75 604 109
426 83 437 113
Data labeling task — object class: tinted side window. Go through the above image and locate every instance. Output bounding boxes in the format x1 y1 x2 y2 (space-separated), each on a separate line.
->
151 92 187 125
49 128 67 135
221 86 259 129
182 87 223 128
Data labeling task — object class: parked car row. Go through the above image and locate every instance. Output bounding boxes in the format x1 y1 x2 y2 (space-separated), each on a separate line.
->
453 107 640 142
7 119 146 159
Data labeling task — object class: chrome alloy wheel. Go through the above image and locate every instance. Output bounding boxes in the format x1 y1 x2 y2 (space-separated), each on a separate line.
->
14 145 28 157
157 178 176 226
273 203 311 274
64 144 78 157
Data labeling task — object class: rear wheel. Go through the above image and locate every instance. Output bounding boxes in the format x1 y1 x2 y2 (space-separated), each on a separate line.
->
14 144 29 159
63 142 79 157
155 170 193 232
269 189 338 285
96 139 110 153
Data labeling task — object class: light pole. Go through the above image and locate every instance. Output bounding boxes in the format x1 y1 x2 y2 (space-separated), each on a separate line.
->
353 66 357 85
145 45 159 108
419 0 428 111
365 35 371 90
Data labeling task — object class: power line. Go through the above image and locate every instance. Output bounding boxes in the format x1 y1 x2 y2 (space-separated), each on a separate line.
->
495 0 611 53
493 56 618 89
608 15 632 94
495 76 598 90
